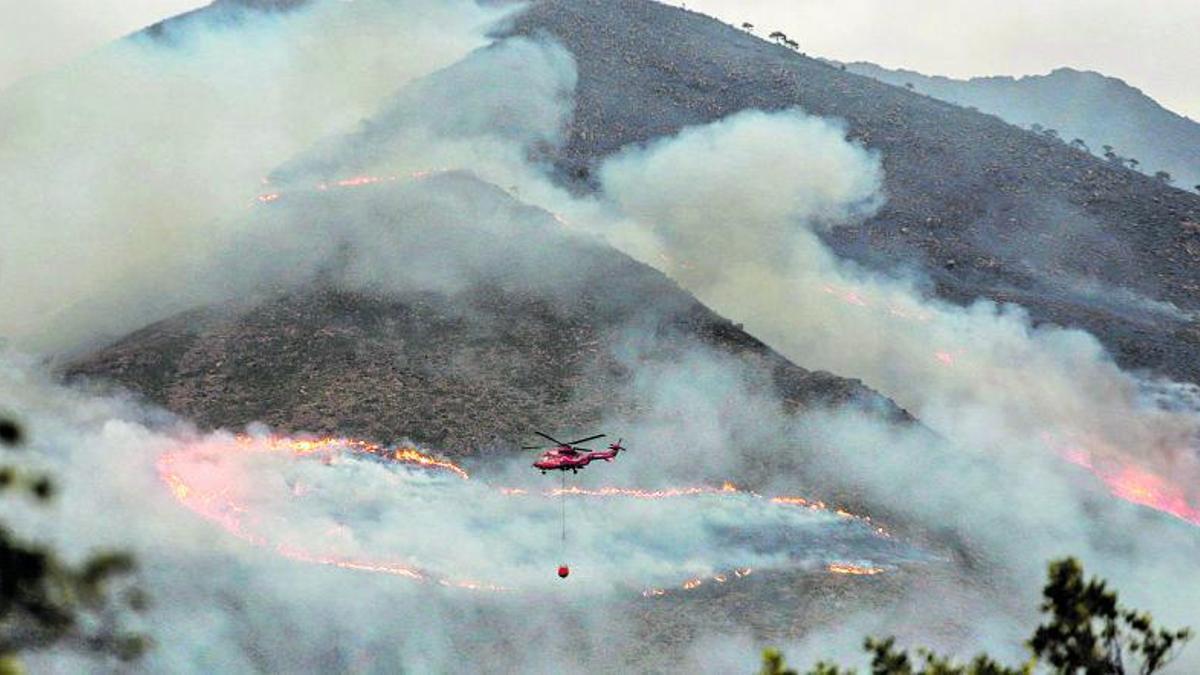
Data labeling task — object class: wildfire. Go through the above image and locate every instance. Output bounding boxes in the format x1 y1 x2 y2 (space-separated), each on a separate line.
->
255 170 444 204
1055 440 1200 526
546 483 740 500
640 568 754 598
828 563 886 576
234 434 470 480
158 433 894 596
820 283 932 322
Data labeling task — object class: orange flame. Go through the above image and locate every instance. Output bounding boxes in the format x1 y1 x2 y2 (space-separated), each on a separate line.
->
159 433 892 596
255 170 444 204
1057 442 1200 526
828 563 886 576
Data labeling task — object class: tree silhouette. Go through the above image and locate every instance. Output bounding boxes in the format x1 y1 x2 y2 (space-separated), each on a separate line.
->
742 22 755 32
1153 171 1172 184
0 416 149 670
762 557 1190 675
768 31 788 44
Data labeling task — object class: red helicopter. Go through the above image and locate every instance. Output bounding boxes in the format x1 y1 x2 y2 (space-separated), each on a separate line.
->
526 431 628 580
525 432 626 474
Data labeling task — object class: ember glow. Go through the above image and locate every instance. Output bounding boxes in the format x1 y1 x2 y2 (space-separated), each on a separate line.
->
254 170 444 204
820 283 932 322
828 563 886 576
1053 438 1200 527
157 433 899 596
156 434 497 590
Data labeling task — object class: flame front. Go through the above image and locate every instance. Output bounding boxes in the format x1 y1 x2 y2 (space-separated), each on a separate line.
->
1054 438 1200 526
828 563 886 576
158 434 895 596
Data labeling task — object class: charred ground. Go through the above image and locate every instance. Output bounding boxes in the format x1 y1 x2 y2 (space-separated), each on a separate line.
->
66 178 901 454
507 0 1200 386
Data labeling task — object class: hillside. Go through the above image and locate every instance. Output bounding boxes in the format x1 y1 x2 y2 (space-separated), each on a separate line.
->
19 2 1200 669
66 175 902 454
843 62 1200 192
495 0 1200 388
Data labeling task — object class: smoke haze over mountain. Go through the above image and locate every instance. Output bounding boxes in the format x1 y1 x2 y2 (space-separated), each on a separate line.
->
1 0 1199 671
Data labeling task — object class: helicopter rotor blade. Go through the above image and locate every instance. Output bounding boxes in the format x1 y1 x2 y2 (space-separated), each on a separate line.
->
535 431 567 446
521 445 548 450
565 433 605 446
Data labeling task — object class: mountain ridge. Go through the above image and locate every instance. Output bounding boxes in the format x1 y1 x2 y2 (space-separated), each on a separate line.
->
841 61 1200 191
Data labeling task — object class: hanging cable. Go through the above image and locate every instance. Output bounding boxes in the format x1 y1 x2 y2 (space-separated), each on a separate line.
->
557 470 570 578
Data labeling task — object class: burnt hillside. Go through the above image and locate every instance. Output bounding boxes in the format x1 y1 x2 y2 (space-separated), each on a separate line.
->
137 0 1200 387
506 0 1200 385
67 177 901 453
842 62 1200 191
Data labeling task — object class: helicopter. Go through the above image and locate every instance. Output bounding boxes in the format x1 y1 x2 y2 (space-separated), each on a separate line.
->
524 432 626 474
525 431 628 579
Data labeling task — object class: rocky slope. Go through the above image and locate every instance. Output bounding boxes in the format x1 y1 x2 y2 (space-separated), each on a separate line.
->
133 0 1200 390
66 176 902 454
842 62 1200 192
504 0 1200 386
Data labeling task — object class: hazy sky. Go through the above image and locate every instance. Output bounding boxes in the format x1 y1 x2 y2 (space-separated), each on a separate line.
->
0 0 1197 119
0 0 205 91
681 0 1200 120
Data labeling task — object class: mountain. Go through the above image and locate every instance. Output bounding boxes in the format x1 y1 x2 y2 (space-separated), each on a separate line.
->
63 0 1200 440
499 0 1200 388
27 1 1200 669
66 174 903 454
842 62 1200 192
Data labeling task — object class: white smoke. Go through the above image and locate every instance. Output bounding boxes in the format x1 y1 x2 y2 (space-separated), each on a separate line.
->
3 0 1200 671
0 0 509 355
1 350 920 672
582 106 1200 667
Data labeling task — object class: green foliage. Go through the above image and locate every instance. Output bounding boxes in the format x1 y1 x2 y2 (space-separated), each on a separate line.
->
1029 558 1191 675
796 637 1029 675
762 557 1190 675
762 647 798 675
0 416 149 667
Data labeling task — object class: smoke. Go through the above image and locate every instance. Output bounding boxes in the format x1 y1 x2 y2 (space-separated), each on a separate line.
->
0 0 206 92
1 349 923 672
3 0 1200 671
591 107 1200 514
0 0 508 355
584 107 1200 666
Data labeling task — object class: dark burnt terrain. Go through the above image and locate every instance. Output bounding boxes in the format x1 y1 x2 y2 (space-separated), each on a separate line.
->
131 0 1200 391
507 0 1200 386
66 178 900 454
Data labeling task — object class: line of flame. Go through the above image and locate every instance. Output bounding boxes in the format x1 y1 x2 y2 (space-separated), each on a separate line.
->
254 170 443 204
159 435 892 596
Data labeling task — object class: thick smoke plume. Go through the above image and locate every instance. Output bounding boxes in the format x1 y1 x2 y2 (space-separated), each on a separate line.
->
0 0 507 355
2 0 1199 671
584 106 1200 666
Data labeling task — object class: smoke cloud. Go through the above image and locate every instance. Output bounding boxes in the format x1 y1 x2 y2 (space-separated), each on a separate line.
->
2 0 1200 671
585 106 1200 666
0 0 507 355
